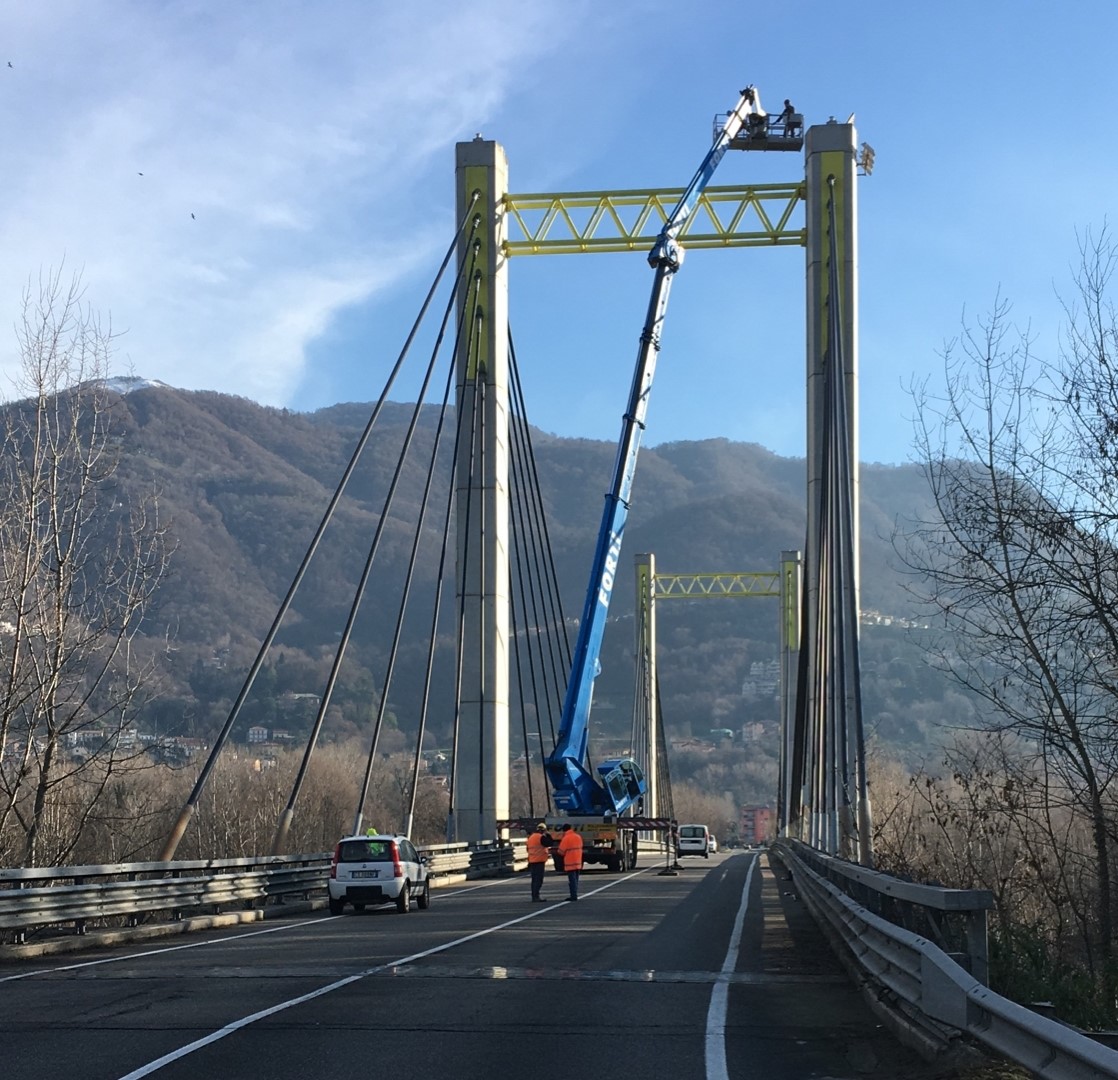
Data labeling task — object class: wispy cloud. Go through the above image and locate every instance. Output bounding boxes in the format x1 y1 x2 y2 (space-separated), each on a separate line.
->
0 1 576 405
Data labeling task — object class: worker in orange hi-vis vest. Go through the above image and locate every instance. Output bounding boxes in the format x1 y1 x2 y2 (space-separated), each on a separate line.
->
525 822 555 902
557 824 584 901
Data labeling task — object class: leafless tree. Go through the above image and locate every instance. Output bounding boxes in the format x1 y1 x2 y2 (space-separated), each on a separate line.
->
669 783 736 841
901 237 1118 1001
0 269 171 866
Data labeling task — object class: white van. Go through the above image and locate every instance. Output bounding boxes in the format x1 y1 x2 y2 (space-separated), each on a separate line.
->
677 823 710 858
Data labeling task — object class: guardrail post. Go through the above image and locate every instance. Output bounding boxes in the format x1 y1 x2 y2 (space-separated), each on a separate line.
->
127 870 139 926
172 865 183 920
966 909 989 986
73 871 89 936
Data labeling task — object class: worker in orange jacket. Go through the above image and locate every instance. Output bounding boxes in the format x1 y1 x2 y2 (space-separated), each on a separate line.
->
556 823 584 901
526 822 554 902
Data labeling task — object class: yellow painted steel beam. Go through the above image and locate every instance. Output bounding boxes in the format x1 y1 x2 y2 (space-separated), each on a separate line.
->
654 572 781 599
503 183 805 256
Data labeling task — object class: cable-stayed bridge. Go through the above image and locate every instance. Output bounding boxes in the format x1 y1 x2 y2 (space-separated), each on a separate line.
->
3 90 1115 1080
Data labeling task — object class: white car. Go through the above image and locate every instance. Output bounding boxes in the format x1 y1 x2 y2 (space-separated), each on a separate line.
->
328 833 430 914
708 835 719 854
677 823 711 858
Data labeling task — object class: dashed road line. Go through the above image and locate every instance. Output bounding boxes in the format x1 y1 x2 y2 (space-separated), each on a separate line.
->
370 961 841 985
115 868 651 1079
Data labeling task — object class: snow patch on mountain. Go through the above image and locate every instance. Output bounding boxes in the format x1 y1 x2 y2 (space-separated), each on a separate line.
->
99 376 173 395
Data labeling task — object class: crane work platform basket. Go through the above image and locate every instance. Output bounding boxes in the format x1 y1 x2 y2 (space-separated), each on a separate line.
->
715 111 804 152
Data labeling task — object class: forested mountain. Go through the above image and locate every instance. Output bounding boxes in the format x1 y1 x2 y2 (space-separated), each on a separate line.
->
88 383 958 768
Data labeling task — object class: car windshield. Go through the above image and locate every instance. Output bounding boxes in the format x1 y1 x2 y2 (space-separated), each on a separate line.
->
680 827 706 838
338 840 394 862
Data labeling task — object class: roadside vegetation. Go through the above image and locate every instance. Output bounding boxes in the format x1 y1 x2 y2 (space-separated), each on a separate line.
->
878 227 1118 1028
0 271 170 868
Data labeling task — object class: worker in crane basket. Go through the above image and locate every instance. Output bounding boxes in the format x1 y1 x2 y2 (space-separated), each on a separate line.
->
526 822 554 902
780 99 797 136
557 824 584 902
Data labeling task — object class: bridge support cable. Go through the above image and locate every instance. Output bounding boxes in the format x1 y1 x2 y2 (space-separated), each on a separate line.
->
403 331 479 840
508 333 574 729
506 478 550 811
347 243 484 839
506 480 560 758
158 199 478 861
823 176 871 864
507 561 539 816
267 229 481 853
777 549 803 836
398 377 463 838
506 335 574 811
506 450 557 813
784 118 868 864
447 269 487 843
792 175 871 865
804 223 843 854
473 363 489 835
786 584 807 834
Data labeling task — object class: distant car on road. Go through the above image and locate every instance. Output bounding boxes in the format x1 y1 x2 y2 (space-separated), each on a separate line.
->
328 833 430 914
708 834 719 854
677 823 711 858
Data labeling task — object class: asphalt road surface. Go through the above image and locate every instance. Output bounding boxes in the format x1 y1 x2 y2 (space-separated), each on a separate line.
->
1 851 948 1080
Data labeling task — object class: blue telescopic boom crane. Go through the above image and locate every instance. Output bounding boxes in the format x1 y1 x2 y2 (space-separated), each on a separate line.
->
544 86 770 816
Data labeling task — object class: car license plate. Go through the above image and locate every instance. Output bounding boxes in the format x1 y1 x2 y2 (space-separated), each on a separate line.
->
352 870 379 879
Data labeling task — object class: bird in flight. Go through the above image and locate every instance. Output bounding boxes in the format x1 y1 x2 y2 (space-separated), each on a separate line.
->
7 61 12 68
191 213 195 220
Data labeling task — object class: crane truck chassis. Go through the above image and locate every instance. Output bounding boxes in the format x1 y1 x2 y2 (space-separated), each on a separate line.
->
498 816 675 872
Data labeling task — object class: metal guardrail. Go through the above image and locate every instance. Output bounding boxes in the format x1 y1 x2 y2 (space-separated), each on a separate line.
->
0 840 524 944
782 838 993 984
775 839 1118 1080
422 839 524 878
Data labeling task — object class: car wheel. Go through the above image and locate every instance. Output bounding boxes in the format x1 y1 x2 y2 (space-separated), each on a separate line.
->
352 902 366 913
417 880 431 910
328 897 344 916
396 881 412 913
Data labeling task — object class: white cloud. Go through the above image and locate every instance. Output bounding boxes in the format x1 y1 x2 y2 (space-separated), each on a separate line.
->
0 0 579 405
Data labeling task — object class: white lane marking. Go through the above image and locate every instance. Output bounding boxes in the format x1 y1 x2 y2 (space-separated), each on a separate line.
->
436 878 516 898
117 867 652 1079
0 917 337 984
1 874 523 985
705 854 757 1080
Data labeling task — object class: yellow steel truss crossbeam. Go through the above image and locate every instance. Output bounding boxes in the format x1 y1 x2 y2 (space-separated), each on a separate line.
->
503 183 805 256
654 572 780 599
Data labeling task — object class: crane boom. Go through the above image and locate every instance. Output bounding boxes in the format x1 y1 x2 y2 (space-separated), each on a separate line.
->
545 86 768 816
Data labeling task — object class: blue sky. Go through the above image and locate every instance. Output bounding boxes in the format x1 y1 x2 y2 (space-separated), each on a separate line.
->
1 0 1114 466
